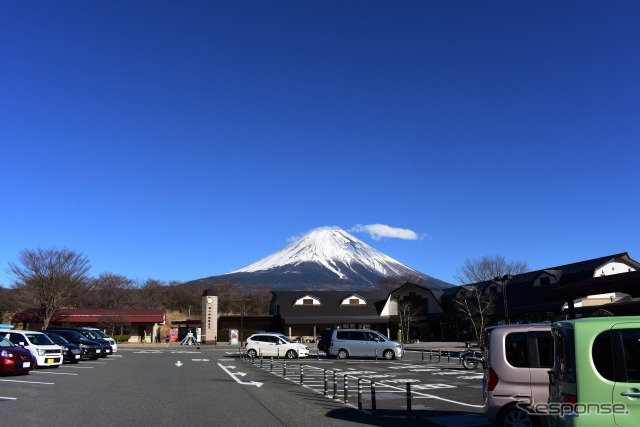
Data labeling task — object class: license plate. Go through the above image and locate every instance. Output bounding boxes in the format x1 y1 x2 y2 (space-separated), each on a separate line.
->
23 362 31 368
96 349 101 353
75 355 81 359
46 358 55 364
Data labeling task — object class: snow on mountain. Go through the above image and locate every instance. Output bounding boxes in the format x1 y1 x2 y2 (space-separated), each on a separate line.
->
224 228 450 289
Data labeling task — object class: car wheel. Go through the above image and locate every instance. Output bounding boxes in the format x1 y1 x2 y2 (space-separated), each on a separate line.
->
499 405 537 427
247 349 258 358
383 349 395 360
286 350 297 359
337 349 348 359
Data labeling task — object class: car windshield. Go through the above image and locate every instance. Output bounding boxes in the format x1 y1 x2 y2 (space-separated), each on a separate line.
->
278 335 294 343
81 330 101 340
45 333 69 344
0 337 17 348
90 330 108 338
25 333 55 345
64 331 84 341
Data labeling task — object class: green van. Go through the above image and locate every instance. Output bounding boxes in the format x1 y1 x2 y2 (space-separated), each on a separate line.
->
548 316 640 427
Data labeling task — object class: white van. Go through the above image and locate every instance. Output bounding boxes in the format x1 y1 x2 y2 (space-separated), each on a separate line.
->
0 329 63 368
327 329 403 360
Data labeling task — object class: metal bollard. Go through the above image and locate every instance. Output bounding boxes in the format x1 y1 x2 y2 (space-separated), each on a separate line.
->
371 381 377 412
260 352 263 368
421 349 424 361
406 382 412 414
283 360 287 377
344 374 349 403
357 378 362 410
448 352 450 364
277 348 280 359
317 348 320 360
438 349 441 362
430 349 433 362
333 371 338 399
270 357 273 372
300 365 304 385
375 349 378 360
324 369 328 396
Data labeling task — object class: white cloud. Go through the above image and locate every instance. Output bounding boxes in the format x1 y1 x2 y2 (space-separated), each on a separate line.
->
350 224 420 241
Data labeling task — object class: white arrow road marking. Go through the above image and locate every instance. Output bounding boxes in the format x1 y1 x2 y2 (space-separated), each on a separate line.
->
217 363 263 387
175 361 183 367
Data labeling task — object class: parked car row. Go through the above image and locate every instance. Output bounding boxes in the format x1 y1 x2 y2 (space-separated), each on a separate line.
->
483 315 640 427
0 326 118 375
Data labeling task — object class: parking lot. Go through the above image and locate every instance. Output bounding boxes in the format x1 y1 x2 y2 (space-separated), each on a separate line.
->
1 345 495 427
236 347 493 426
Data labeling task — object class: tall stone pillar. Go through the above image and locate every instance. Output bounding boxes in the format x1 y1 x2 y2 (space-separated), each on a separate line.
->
201 289 218 344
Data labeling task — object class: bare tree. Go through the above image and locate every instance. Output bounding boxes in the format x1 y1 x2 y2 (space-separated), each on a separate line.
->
454 254 528 284
453 286 495 348
84 273 135 308
397 299 418 343
8 248 90 328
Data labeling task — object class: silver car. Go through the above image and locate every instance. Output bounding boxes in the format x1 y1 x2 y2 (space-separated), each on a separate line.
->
483 323 553 427
327 329 403 360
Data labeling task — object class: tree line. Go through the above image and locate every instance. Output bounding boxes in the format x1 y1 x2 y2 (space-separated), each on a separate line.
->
1 247 528 346
1 247 271 328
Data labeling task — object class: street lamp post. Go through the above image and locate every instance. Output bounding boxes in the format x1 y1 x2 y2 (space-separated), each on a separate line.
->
495 274 513 324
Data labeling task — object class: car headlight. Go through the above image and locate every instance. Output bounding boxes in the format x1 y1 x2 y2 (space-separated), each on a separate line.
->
37 348 46 356
1 350 12 357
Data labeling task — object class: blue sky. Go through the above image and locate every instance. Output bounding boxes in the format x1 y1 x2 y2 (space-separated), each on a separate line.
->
1 1 638 287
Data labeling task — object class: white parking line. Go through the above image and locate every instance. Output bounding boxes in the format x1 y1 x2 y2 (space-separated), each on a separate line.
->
0 379 54 385
0 396 18 401
31 371 78 376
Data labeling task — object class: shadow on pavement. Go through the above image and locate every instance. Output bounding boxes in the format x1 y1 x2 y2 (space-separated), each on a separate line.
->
324 408 496 427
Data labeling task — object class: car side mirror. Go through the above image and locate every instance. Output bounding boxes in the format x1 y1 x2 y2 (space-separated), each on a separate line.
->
19 341 26 347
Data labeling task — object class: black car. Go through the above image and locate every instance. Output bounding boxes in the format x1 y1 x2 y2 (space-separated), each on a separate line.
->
47 327 113 357
43 332 82 363
45 328 103 360
316 329 334 353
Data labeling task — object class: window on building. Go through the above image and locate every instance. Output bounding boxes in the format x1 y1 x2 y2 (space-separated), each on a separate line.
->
540 276 551 286
303 298 314 305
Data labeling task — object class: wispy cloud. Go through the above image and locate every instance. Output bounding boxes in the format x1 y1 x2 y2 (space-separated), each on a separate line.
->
350 224 420 241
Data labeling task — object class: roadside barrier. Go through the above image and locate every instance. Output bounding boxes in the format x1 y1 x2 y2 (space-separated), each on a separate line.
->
241 350 448 416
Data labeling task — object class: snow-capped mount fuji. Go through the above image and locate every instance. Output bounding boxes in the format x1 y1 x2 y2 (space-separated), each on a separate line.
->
191 228 452 291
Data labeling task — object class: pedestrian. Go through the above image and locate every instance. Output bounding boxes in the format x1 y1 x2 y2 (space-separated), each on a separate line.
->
165 334 170 347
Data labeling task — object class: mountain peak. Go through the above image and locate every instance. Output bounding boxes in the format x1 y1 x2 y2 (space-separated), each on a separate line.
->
226 228 446 288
